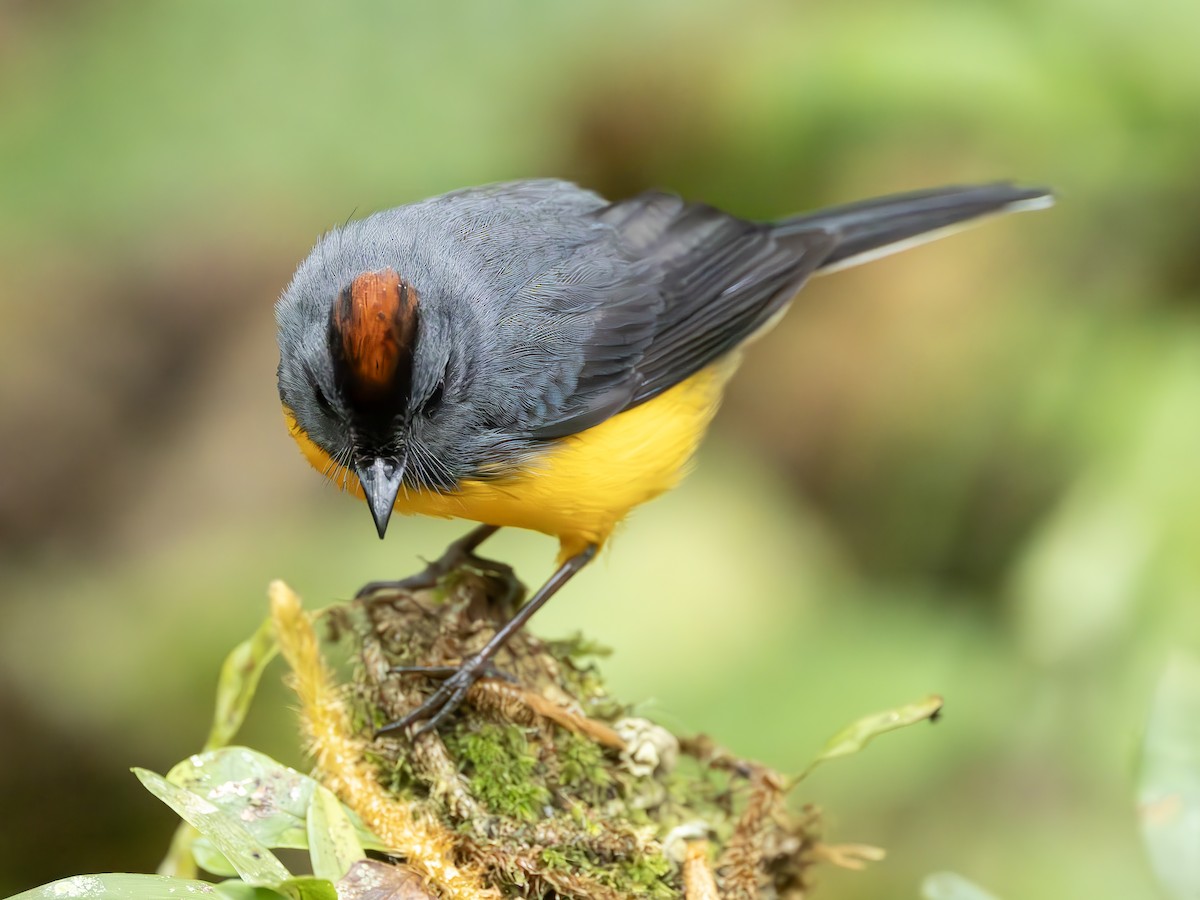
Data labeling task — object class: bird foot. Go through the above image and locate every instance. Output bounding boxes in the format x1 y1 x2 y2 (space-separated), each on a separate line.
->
375 654 504 737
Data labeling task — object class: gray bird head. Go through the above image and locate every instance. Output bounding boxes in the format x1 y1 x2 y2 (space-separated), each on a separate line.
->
276 182 615 538
276 215 462 539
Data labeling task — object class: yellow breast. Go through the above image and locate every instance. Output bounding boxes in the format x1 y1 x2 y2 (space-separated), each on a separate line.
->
285 358 737 562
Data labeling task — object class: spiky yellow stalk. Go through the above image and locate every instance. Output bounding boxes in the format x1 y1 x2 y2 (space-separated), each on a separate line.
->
267 580 497 900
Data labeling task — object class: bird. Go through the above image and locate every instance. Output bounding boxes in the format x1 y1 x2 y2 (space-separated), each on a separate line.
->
275 178 1052 734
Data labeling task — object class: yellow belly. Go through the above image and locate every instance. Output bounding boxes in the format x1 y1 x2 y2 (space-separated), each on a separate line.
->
285 358 737 561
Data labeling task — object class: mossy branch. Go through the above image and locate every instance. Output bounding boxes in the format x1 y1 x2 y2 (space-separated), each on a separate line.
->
267 562 845 899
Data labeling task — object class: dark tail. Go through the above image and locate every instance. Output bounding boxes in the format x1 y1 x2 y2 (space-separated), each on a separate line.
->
776 183 1053 272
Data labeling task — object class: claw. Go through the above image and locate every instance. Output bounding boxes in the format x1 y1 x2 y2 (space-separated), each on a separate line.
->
376 655 492 736
372 541 598 740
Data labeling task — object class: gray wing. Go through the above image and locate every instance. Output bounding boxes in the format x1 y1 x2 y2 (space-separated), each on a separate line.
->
503 181 1051 441
514 191 837 439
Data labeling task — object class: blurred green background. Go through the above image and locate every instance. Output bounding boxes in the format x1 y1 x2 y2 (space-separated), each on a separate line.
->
1 0 1197 897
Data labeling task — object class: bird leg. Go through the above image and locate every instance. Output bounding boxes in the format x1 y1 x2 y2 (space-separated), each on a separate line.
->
376 543 598 736
355 523 502 599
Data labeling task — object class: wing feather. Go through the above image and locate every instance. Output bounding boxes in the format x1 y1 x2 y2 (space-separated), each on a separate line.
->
523 193 835 439
511 181 1050 441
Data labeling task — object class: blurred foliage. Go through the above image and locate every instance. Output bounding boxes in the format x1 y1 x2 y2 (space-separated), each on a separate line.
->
0 0 1196 897
1138 656 1200 900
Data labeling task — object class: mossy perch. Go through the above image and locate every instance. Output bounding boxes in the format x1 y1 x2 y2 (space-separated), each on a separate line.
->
270 562 865 899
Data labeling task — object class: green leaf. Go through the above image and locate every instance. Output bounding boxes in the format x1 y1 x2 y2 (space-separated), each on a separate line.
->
307 783 366 882
276 878 338 900
133 767 291 886
156 821 201 879
166 747 385 853
921 871 1001 899
212 883 290 900
167 748 309 850
206 617 279 752
800 694 944 778
192 838 239 878
5 874 220 900
1138 655 1200 900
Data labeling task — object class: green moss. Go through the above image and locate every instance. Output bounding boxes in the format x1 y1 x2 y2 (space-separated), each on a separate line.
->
444 723 551 822
537 846 569 869
555 730 612 801
620 851 676 898
353 567 819 898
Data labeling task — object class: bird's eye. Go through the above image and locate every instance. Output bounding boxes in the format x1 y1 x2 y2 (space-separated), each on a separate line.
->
422 380 445 415
311 378 335 416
